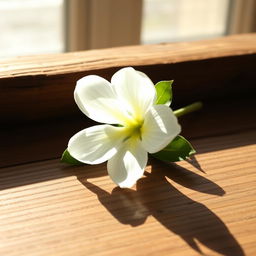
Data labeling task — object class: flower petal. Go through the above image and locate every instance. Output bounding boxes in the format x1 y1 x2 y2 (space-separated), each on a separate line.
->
75 75 128 124
141 105 181 153
107 140 147 188
111 67 156 119
68 125 125 164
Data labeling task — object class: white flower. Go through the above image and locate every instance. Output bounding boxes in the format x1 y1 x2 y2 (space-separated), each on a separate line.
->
68 67 181 188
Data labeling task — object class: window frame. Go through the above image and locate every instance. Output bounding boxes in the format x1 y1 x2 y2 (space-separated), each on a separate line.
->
64 0 142 51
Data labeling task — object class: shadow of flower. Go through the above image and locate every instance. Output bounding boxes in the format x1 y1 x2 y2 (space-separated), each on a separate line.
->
136 163 244 256
79 178 149 226
77 159 244 256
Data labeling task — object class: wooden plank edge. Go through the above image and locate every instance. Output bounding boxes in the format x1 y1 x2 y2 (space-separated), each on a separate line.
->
0 33 256 78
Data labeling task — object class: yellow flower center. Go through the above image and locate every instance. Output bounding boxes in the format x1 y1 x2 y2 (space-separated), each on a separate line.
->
123 116 144 142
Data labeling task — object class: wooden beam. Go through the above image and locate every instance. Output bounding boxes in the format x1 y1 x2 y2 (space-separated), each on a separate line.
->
1 34 256 124
1 33 256 78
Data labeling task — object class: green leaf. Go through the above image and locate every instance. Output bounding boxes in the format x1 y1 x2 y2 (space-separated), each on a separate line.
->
61 149 84 165
155 80 173 105
152 135 196 162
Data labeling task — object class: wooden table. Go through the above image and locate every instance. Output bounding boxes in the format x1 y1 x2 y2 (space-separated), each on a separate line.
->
1 34 256 255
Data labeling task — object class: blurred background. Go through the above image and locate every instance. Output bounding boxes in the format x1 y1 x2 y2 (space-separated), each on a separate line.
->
0 0 255 58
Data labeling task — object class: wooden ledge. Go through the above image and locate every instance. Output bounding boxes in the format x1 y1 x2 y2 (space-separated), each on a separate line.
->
0 33 256 78
1 33 256 124
0 130 255 255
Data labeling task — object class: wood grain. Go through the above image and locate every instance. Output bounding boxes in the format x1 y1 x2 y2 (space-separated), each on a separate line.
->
1 33 256 124
0 130 255 256
1 33 256 78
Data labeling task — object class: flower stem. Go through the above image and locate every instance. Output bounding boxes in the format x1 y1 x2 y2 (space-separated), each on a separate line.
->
174 101 203 117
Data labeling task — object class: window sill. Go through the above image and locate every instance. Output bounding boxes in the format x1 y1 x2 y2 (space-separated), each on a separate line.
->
0 33 256 255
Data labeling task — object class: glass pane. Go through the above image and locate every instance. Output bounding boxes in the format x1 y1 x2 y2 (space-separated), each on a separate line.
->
142 0 230 44
0 0 64 58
